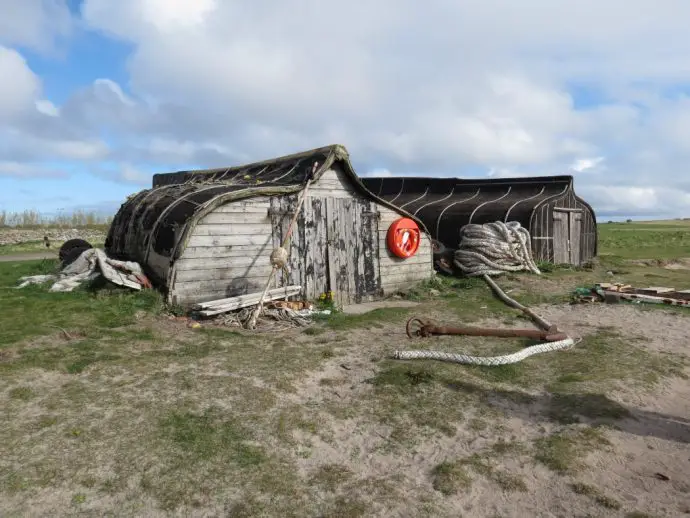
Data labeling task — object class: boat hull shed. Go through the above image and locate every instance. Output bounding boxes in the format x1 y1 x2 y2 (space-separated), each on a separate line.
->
360 175 597 266
106 145 435 307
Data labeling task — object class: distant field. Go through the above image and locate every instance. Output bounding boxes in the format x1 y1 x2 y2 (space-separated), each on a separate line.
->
0 210 112 229
597 219 690 260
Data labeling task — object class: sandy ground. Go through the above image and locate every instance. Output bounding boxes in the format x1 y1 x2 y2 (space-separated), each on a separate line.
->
1 300 689 517
281 303 690 518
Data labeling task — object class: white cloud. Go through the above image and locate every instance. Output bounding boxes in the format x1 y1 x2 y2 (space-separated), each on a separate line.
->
35 99 59 117
0 46 41 119
570 157 605 173
0 161 68 178
0 0 72 51
1 0 690 218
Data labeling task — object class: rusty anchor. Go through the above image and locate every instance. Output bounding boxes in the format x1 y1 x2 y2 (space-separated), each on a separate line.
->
405 317 568 342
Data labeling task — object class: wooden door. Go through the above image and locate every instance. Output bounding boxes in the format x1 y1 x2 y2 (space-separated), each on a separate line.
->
325 197 381 307
568 211 582 265
269 195 330 301
552 208 583 265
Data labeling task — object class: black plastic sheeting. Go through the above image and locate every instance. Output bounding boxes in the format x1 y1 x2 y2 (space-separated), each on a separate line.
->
361 175 575 248
152 148 333 187
105 184 256 272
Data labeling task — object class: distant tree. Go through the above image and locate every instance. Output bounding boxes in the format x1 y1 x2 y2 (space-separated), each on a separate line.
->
625 219 632 223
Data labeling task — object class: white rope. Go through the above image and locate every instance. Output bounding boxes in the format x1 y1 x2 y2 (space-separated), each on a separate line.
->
453 221 541 277
393 337 579 366
393 220 576 366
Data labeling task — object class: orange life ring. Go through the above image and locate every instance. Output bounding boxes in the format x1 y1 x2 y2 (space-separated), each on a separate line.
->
387 218 421 258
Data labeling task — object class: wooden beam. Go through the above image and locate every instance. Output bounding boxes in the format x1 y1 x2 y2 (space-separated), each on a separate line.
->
193 285 302 316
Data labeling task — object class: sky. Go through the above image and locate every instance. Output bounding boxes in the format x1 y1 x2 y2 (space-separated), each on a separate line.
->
1 1 690 220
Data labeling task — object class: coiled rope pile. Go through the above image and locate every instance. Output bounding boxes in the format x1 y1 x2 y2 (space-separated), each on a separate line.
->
453 221 541 277
393 221 577 366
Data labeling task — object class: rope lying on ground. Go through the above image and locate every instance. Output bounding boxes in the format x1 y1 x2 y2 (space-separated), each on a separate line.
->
393 337 578 366
392 220 577 366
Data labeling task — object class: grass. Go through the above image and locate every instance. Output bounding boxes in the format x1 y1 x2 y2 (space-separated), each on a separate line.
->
314 306 414 331
0 259 164 347
571 482 622 510
1 220 689 516
431 461 473 495
533 427 611 474
598 220 690 260
159 407 266 465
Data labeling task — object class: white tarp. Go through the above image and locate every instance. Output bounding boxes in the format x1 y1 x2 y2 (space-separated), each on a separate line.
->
16 249 150 292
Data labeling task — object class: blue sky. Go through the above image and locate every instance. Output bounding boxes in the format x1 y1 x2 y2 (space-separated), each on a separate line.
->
2 0 690 220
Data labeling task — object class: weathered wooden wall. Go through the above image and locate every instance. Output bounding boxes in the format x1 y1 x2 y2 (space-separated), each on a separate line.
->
312 166 434 300
170 199 275 305
169 166 434 307
530 192 597 265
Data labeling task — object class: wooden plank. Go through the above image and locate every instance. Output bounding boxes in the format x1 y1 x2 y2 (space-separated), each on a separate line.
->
186 234 273 247
569 212 582 265
639 287 676 294
325 198 339 305
552 212 568 263
200 212 271 224
195 286 302 315
314 198 329 299
379 262 435 275
195 285 301 309
362 198 382 298
269 194 304 291
175 264 273 282
173 277 273 294
215 202 270 213
378 252 434 267
193 223 273 236
306 188 360 199
177 255 272 270
339 197 353 305
285 195 304 292
269 196 285 286
303 196 329 300
181 244 273 259
354 198 366 303
553 207 584 213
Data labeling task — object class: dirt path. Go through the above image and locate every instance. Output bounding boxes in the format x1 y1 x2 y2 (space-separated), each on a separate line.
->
0 252 57 262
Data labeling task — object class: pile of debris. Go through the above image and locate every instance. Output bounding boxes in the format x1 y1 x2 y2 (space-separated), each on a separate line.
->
572 283 690 308
16 248 151 292
191 286 330 330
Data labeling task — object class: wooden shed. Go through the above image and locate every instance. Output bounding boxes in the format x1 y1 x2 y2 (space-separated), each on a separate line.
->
360 175 597 266
105 145 434 307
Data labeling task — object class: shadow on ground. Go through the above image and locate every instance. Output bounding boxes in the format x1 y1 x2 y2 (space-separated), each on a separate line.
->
445 380 690 444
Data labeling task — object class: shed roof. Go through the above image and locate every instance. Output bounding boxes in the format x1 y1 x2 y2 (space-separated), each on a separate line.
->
152 144 348 188
360 175 585 247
